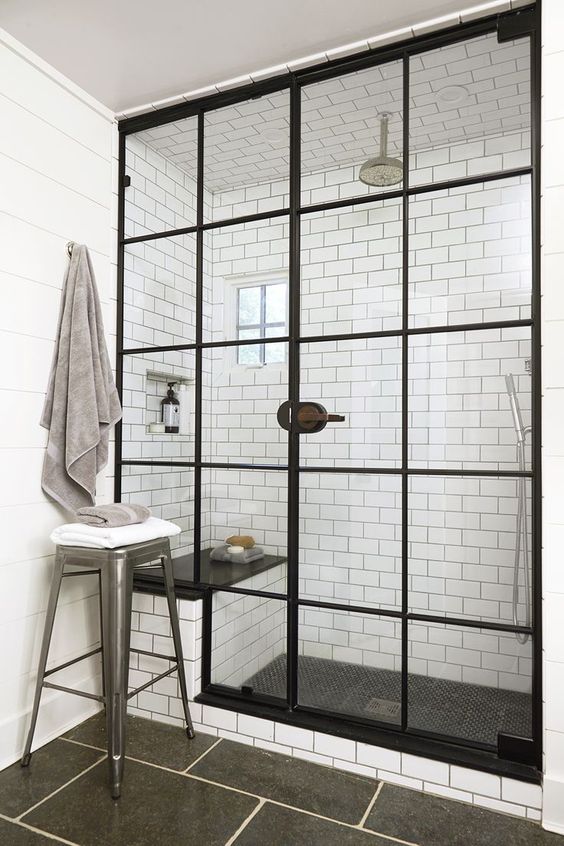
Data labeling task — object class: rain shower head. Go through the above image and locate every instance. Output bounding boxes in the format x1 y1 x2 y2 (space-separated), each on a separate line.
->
359 113 403 187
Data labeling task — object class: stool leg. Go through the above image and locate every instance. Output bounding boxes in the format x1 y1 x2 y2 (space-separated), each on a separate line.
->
161 549 195 739
21 550 65 767
98 570 106 708
100 556 133 799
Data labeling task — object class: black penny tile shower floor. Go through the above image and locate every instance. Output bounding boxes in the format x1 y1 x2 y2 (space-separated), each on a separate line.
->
246 654 532 746
0 711 559 846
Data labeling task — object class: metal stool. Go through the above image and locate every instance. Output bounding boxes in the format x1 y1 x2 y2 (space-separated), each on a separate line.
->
21 537 195 798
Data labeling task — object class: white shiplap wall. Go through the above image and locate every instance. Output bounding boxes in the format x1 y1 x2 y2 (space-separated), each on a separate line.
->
0 27 117 768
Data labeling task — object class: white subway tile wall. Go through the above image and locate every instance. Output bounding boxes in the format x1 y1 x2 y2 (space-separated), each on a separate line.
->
211 579 286 690
408 177 531 327
201 468 287 561
300 198 403 336
123 234 197 349
121 465 195 558
299 473 402 609
409 475 531 628
409 327 531 471
121 349 195 461
205 90 290 218
124 126 198 237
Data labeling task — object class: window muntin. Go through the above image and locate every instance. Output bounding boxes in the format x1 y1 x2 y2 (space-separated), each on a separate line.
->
237 281 287 364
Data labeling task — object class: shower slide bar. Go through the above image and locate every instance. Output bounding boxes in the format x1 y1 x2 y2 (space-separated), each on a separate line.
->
506 373 532 644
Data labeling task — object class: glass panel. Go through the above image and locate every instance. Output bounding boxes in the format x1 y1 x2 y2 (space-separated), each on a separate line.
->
211 591 287 700
300 473 402 610
300 337 402 468
238 286 262 326
408 326 531 471
409 176 531 328
125 117 198 237
202 468 287 591
237 341 262 366
265 283 287 323
264 341 286 364
204 90 290 222
298 607 402 724
202 341 288 465
123 235 196 349
301 60 403 205
409 34 531 188
202 218 289 344
121 465 194 559
408 621 532 745
409 476 532 626
122 351 195 461
300 197 403 336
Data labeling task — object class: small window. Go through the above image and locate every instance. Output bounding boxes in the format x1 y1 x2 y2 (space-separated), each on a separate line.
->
237 281 287 365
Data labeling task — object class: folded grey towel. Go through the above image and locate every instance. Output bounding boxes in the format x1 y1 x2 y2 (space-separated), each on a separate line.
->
75 503 150 528
41 244 122 511
210 544 265 565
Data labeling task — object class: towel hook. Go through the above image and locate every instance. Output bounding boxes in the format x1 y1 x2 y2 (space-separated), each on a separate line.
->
66 241 74 258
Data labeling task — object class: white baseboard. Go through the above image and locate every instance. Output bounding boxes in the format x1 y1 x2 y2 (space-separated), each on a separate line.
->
542 777 564 834
0 671 103 772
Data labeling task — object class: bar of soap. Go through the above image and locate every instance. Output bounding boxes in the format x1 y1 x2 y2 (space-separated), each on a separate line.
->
227 546 244 555
225 535 255 549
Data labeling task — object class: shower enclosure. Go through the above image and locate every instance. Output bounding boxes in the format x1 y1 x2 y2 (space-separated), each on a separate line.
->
116 5 541 776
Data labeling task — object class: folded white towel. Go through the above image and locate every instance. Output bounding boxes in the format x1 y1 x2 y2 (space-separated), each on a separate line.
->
50 516 181 549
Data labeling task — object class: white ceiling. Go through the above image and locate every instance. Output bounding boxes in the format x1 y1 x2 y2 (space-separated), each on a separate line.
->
0 0 511 112
134 34 530 193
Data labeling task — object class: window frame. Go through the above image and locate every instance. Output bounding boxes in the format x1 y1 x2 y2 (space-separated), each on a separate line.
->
225 271 288 366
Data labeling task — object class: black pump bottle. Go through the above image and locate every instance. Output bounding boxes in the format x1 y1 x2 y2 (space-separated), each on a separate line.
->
161 382 180 433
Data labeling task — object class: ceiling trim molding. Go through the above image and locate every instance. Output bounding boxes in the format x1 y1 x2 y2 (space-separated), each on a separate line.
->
116 0 531 121
0 25 114 121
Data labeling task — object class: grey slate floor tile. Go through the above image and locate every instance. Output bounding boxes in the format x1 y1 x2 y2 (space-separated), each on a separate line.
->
0 738 103 819
22 757 258 846
0 817 72 845
232 801 391 845
190 738 377 824
64 710 216 771
365 784 564 846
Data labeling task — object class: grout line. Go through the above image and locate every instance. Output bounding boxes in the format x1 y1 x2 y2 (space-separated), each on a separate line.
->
183 738 223 772
60 736 106 753
359 781 384 828
16 756 106 822
0 813 80 846
183 772 419 846
222 798 265 846
54 736 418 845
62 733 225 777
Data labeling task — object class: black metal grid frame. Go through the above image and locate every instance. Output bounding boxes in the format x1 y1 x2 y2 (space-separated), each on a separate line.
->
116 3 542 778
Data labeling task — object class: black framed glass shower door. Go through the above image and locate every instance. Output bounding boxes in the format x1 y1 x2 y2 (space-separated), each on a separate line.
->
116 4 540 772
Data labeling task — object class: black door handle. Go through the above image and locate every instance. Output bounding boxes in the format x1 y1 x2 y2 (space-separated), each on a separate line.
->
277 401 346 434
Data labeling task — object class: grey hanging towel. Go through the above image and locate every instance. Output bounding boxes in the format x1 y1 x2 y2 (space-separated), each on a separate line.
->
41 244 122 511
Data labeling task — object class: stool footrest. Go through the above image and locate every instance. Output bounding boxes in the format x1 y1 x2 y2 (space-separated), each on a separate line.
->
130 647 176 662
127 664 179 700
43 681 104 702
44 647 102 678
62 570 100 578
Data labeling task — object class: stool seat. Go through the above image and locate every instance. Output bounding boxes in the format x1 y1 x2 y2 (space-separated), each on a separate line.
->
21 535 195 798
